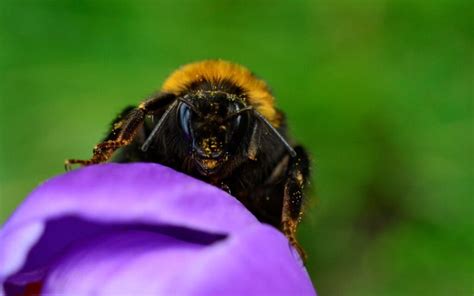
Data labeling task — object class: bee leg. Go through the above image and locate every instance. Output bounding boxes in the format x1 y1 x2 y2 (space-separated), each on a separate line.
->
65 138 131 169
281 146 310 261
65 92 175 170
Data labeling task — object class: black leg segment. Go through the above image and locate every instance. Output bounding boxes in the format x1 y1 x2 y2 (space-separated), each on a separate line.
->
65 92 176 169
281 145 310 259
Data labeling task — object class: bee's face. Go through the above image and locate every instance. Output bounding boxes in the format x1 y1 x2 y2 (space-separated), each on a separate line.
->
178 92 250 176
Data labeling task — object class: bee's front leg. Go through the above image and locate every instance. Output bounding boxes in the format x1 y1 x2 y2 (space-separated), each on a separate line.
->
64 108 146 170
64 92 176 170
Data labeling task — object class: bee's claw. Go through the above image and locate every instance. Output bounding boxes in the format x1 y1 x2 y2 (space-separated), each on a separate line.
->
290 240 307 264
64 160 73 171
64 159 90 171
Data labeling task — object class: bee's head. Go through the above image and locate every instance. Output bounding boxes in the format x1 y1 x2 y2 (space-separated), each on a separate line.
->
178 91 251 176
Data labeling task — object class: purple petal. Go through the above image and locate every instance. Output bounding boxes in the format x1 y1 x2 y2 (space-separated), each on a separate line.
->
176 225 315 295
40 225 314 295
0 163 316 295
43 229 206 294
3 163 258 234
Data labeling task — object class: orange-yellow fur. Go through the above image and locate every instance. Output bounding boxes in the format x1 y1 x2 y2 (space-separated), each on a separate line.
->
161 60 280 126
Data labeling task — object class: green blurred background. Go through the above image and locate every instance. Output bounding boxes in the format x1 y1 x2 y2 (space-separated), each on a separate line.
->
0 0 472 294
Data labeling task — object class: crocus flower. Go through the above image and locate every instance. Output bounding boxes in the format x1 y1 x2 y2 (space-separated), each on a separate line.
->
0 163 316 295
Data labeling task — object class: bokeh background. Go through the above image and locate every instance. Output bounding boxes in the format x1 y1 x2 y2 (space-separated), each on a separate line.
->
1 0 472 295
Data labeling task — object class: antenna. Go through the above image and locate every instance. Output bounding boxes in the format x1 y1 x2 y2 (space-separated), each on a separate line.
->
141 100 178 152
253 110 297 157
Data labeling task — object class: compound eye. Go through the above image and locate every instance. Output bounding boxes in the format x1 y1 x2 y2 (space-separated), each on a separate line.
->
227 112 249 145
178 103 192 139
230 114 242 133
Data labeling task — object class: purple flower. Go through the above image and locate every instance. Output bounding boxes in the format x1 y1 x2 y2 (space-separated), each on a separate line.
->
0 163 316 295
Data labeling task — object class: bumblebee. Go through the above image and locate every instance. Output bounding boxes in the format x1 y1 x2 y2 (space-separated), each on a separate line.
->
66 60 310 258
